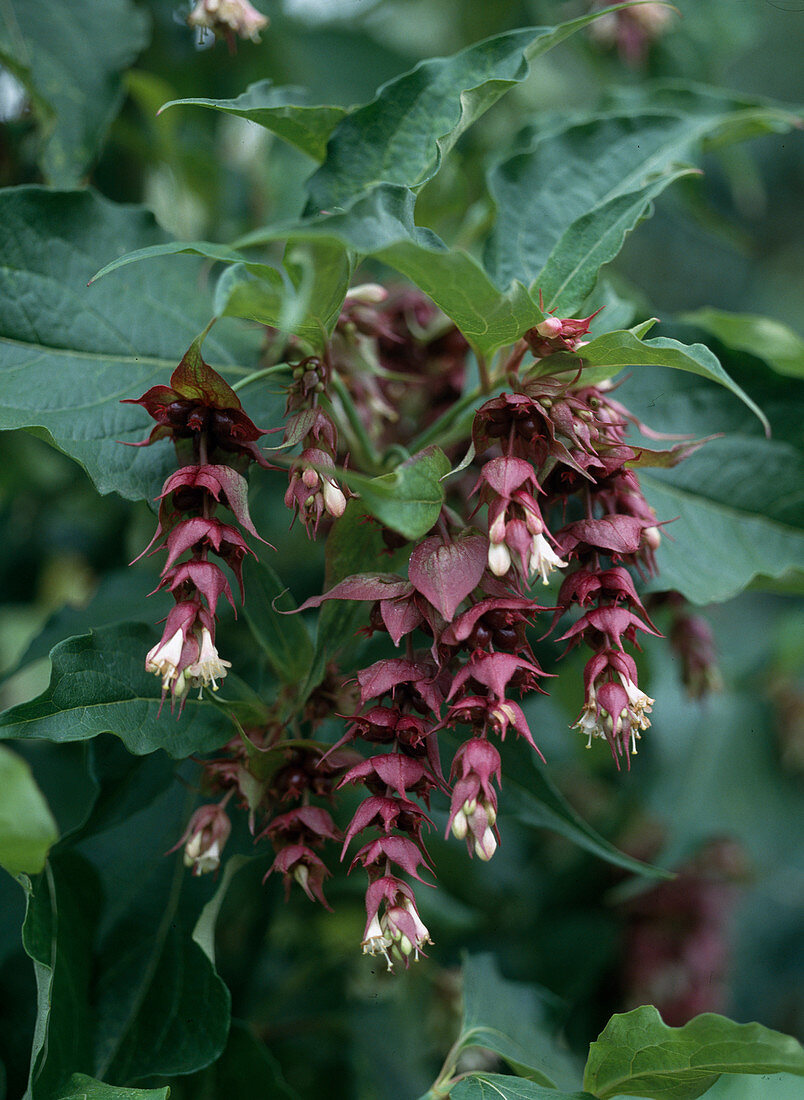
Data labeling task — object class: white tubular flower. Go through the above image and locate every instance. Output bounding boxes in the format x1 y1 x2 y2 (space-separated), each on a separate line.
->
619 675 655 730
187 627 231 693
361 913 394 971
571 703 606 749
527 533 567 585
145 627 186 692
184 835 222 875
189 0 268 41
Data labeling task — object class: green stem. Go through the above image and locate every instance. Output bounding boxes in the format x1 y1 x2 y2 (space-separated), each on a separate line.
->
231 363 292 392
328 373 382 473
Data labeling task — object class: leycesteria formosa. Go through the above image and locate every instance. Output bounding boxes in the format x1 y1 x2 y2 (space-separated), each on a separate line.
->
126 293 701 971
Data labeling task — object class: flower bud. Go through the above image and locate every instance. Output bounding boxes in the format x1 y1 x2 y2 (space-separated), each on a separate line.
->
474 827 498 861
451 809 469 840
322 479 347 518
488 541 512 576
535 316 563 339
643 525 662 550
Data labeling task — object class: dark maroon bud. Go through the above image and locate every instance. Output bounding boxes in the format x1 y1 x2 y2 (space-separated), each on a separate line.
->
469 623 493 650
493 626 519 650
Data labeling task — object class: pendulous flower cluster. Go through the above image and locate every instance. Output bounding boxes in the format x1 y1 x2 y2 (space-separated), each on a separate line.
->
125 334 271 710
132 293 700 972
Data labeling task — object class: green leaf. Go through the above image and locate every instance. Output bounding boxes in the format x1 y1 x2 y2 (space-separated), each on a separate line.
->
340 445 450 540
215 239 353 345
613 366 804 602
55 1074 169 1100
535 168 696 315
0 0 149 186
192 856 251 966
537 329 770 435
680 309 804 379
505 740 670 880
456 954 581 1089
0 187 267 502
64 737 175 847
242 559 314 685
0 624 245 759
93 875 230 1084
305 11 641 211
165 1020 298 1100
21 854 101 1099
642 469 804 604
583 1006 804 1099
0 746 58 876
159 79 345 161
94 185 542 357
451 1075 594 1100
486 91 801 307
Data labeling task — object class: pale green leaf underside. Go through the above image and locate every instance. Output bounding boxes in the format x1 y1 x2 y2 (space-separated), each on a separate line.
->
681 308 804 379
159 79 346 161
451 1076 593 1100
56 1074 170 1100
643 475 804 604
0 746 58 875
459 955 581 1091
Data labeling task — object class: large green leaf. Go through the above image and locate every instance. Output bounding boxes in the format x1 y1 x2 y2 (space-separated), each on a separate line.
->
642 471 804 603
680 309 804 379
454 954 581 1090
485 91 801 305
451 1077 593 1100
92 873 230 1084
0 624 251 759
55 1075 169 1100
537 328 769 434
0 747 58 876
583 1006 804 1099
0 0 149 186
614 362 804 602
0 187 267 502
159 80 346 161
21 854 101 1100
535 169 696 315
305 10 640 211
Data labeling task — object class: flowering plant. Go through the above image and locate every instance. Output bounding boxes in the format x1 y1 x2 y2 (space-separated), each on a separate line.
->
0 2 802 1098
